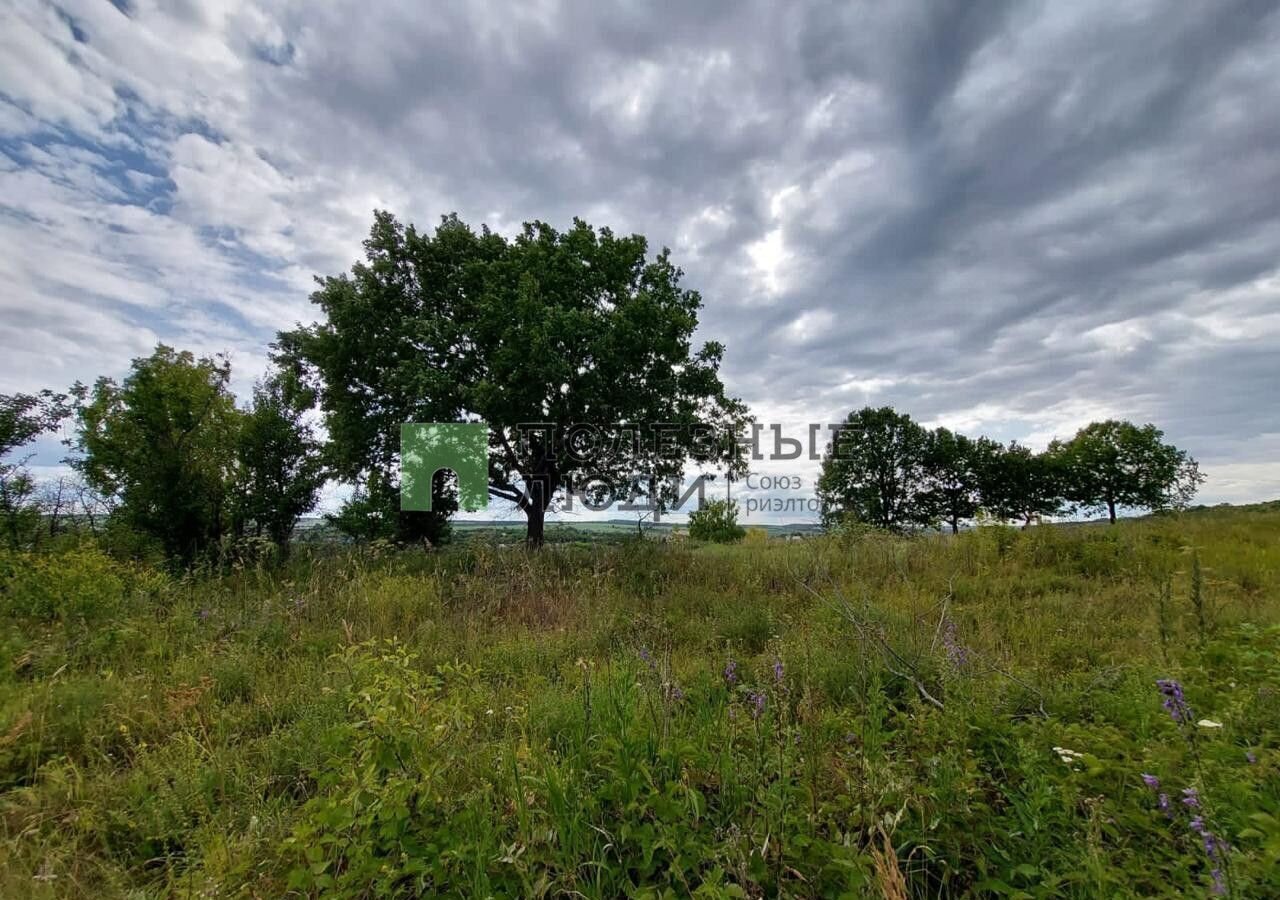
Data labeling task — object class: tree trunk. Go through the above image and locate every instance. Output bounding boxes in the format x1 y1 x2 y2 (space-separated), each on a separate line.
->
950 518 959 535
1107 500 1116 524
525 499 545 548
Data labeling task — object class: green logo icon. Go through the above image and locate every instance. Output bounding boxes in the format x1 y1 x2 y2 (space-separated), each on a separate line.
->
400 423 489 511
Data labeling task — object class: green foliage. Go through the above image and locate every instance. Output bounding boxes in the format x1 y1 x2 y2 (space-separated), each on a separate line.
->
922 428 990 533
817 406 932 531
1056 420 1204 522
0 391 68 551
0 506 1278 896
687 498 746 543
277 210 746 547
70 346 243 564
67 348 326 566
233 371 326 553
0 544 145 622
977 440 1067 526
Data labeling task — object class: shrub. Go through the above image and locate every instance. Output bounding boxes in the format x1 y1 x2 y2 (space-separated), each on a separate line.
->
687 499 746 543
0 544 149 622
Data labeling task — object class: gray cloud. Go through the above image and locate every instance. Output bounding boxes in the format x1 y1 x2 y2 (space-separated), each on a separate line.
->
2 0 1279 515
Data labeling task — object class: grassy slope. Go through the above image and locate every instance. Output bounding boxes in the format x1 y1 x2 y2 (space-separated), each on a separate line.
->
1 505 1278 897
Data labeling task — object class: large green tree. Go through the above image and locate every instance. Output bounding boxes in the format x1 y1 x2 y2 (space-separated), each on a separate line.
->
1056 420 1203 523
278 211 745 547
817 407 932 532
70 346 243 564
232 372 327 554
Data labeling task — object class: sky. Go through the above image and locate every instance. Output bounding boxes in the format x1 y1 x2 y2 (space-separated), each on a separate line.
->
3 0 1280 524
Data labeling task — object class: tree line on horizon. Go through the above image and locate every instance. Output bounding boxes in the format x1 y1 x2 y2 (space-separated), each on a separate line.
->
0 211 1206 565
817 406 1204 534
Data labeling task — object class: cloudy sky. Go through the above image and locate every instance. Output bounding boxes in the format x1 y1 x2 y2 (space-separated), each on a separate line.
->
3 0 1280 522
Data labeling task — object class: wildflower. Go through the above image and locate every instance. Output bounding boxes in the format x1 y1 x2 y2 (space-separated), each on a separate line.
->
1157 793 1171 816
1196 719 1223 729
1053 746 1084 767
1156 679 1193 725
1140 773 1160 790
748 691 766 720
197 607 211 621
772 658 784 683
669 684 685 702
1246 750 1257 764
1188 817 1230 891
1181 787 1200 809
638 646 656 673
723 659 738 686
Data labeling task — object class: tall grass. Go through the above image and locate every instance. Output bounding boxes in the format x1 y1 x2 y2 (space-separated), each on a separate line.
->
0 504 1278 897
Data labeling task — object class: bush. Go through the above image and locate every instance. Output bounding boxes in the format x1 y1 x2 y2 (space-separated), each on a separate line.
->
687 499 746 543
0 544 150 622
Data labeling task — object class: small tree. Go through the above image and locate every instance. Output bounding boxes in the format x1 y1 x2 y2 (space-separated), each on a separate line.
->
817 407 931 532
233 372 327 554
1057 420 1203 523
70 346 242 564
687 498 746 543
0 391 68 549
977 441 1065 527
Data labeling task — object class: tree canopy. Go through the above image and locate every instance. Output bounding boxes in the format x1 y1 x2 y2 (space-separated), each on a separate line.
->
232 372 327 553
69 346 324 563
1055 420 1203 523
817 407 931 532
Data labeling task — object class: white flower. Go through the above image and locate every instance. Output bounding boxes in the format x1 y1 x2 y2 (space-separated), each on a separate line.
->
1197 719 1223 728
1053 746 1084 766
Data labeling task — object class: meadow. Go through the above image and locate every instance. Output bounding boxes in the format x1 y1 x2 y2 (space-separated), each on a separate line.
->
1 505 1278 898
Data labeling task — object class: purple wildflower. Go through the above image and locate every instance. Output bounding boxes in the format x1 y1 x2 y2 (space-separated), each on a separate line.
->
723 659 738 686
1182 787 1200 809
197 607 211 621
1188 818 1230 891
773 658 784 683
1157 679 1193 725
1246 750 1257 764
666 684 685 702
638 646 656 673
748 691 766 720
1157 793 1171 816
1141 773 1160 790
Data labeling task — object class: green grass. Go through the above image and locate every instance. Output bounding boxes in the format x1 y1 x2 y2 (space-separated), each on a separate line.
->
1 505 1279 897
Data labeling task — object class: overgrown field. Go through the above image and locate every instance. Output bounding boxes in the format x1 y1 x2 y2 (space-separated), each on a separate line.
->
2 507 1279 898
